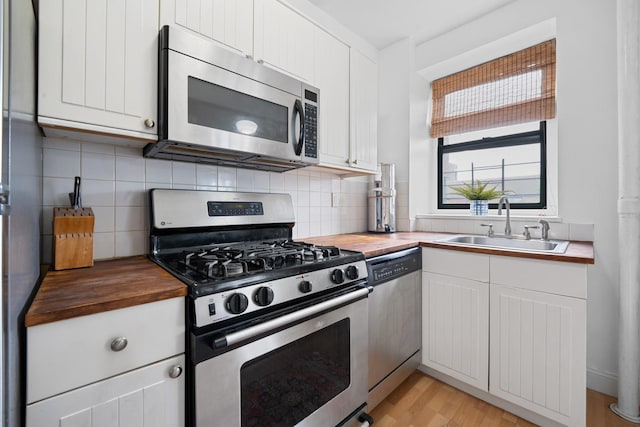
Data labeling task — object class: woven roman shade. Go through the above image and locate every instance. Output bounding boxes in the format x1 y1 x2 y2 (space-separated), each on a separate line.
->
430 39 556 138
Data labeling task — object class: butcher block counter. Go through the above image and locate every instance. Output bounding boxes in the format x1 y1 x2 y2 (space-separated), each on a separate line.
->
25 256 187 327
304 231 594 263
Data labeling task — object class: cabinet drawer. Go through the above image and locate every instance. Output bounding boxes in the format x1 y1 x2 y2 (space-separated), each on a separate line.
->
422 248 489 282
27 297 184 403
490 256 587 299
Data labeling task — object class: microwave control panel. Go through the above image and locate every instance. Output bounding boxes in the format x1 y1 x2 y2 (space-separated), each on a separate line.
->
304 103 318 159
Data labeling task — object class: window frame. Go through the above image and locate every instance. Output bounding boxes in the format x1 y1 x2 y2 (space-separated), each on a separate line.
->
437 121 547 210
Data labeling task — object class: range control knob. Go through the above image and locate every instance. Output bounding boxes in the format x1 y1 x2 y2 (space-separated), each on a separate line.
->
226 293 249 314
299 280 313 293
345 265 359 280
254 287 274 306
331 268 345 284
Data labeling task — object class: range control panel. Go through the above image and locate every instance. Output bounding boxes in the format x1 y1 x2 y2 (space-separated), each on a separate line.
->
367 247 422 286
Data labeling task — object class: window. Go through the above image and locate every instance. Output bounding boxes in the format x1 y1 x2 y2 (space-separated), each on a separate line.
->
438 121 547 209
430 39 555 212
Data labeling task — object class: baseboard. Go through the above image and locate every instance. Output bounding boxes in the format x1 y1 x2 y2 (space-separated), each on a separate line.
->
587 367 618 397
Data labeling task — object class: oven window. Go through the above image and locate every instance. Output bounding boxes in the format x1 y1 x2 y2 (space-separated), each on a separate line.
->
240 319 351 426
187 76 289 143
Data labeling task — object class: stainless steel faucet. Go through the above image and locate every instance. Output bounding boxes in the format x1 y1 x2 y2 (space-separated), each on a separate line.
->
538 219 550 240
497 196 511 236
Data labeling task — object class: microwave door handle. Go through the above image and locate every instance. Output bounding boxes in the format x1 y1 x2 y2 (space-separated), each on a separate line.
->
293 99 305 156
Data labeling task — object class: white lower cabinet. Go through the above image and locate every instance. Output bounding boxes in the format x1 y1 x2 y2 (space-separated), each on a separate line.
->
26 297 185 427
423 272 489 391
26 355 185 427
422 248 587 427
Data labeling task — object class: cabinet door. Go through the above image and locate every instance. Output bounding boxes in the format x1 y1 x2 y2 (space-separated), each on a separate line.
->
422 272 489 391
315 28 350 168
26 355 185 427
349 49 378 172
38 0 158 140
489 284 586 426
160 0 253 57
254 0 315 83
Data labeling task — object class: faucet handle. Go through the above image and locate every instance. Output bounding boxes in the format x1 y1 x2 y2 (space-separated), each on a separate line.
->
480 223 494 237
523 225 540 240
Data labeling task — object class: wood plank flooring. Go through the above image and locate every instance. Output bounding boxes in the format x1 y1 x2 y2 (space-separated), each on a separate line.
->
370 371 637 427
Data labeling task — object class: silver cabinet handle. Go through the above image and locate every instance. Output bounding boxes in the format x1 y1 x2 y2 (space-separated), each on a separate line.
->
110 337 128 352
168 365 183 379
257 59 264 64
143 118 155 128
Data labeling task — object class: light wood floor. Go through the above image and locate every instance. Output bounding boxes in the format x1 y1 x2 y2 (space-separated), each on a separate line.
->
370 371 637 427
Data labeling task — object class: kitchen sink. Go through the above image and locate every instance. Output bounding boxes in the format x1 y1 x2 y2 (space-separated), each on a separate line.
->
435 235 570 254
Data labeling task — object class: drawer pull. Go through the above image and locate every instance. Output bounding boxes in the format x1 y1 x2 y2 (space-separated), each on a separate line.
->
143 118 155 128
169 365 183 379
110 337 128 352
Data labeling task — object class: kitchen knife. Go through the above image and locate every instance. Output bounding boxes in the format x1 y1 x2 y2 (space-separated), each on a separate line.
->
72 176 81 209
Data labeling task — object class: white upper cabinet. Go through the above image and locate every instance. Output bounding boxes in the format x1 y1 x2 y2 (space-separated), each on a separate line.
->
349 49 378 172
160 0 254 57
254 0 315 84
38 0 159 141
314 28 350 169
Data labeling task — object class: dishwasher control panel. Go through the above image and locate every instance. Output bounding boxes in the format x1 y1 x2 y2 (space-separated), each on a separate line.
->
366 247 422 285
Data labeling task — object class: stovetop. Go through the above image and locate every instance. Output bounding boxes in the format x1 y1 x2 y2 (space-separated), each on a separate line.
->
152 239 365 297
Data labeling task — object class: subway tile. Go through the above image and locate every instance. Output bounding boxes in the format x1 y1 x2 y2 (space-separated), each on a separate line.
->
236 169 254 191
116 155 145 182
254 171 270 192
197 185 218 191
42 137 81 151
115 146 141 157
92 206 115 233
309 176 322 192
115 206 146 232
43 148 81 178
43 177 75 206
173 184 197 190
298 174 310 191
269 172 285 193
172 162 196 185
94 232 115 260
82 142 115 155
309 191 322 207
218 167 237 188
80 179 115 207
115 181 145 206
82 152 115 181
115 230 145 257
146 159 172 183
196 165 218 187
297 205 310 223
298 191 310 207
284 172 298 191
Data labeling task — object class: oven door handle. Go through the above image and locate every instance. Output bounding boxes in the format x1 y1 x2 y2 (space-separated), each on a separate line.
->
213 286 369 348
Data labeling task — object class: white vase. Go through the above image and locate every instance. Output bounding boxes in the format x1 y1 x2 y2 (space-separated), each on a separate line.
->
470 199 488 215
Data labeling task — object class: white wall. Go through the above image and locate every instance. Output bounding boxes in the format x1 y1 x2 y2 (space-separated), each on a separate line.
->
41 138 368 263
378 0 620 394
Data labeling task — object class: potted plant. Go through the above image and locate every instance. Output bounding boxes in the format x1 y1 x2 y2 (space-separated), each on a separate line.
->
449 180 505 215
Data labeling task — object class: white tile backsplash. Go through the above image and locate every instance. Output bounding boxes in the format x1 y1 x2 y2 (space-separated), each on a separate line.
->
41 139 369 261
82 152 115 180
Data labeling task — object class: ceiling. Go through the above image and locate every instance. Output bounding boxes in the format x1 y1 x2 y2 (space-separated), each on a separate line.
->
307 0 517 49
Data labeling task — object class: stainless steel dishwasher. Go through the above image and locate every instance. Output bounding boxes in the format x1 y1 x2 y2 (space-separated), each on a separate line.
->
366 247 422 410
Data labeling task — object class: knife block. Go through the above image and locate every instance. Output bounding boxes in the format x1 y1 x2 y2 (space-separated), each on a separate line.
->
53 207 95 270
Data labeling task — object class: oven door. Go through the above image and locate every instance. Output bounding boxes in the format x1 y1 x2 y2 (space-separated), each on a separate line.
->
194 290 369 427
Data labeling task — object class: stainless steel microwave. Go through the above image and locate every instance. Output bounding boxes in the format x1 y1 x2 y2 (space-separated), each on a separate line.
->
144 26 320 172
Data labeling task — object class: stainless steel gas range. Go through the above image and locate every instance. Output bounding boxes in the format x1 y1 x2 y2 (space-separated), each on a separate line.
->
148 189 373 427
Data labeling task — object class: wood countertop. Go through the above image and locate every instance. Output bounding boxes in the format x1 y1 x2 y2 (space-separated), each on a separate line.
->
25 256 187 327
304 232 595 264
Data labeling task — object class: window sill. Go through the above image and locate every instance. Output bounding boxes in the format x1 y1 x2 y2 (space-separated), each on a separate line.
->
416 213 563 222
